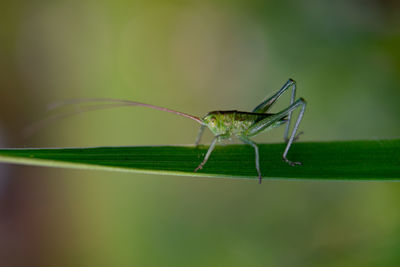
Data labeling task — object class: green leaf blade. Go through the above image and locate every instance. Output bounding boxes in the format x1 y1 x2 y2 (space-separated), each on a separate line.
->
0 139 399 181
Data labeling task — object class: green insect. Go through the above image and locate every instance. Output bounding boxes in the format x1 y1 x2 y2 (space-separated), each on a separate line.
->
30 79 306 183
193 78 306 183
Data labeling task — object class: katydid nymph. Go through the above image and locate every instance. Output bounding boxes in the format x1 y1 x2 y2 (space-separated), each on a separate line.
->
30 79 306 183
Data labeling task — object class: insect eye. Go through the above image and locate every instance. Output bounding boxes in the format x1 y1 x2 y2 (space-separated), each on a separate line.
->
210 117 216 126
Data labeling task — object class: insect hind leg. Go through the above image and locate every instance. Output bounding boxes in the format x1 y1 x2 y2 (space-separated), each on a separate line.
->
251 79 297 143
252 79 296 114
246 98 306 167
282 99 306 166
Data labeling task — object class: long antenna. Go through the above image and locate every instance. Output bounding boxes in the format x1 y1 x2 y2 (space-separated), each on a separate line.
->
50 98 203 123
24 98 204 138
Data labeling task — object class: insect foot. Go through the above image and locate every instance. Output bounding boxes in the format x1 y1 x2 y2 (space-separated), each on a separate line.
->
283 157 302 166
194 164 203 172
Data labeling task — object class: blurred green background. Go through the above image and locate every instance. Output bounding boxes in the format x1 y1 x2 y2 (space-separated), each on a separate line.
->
1 0 400 266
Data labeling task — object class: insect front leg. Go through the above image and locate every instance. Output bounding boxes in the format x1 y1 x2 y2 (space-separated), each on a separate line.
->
246 98 307 166
237 135 262 184
194 134 226 172
194 124 205 146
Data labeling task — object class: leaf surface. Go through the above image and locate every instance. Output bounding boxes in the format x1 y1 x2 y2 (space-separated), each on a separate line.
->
0 140 399 181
